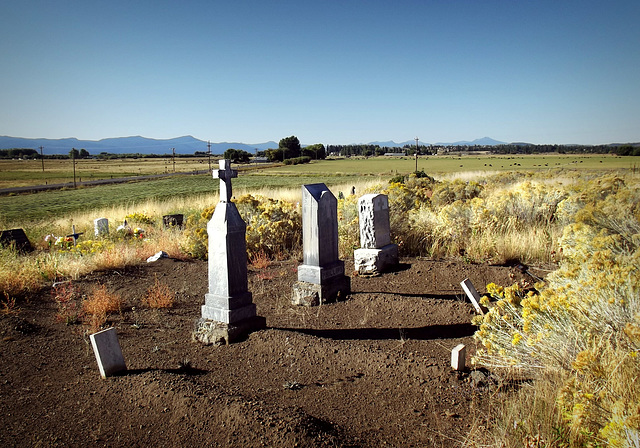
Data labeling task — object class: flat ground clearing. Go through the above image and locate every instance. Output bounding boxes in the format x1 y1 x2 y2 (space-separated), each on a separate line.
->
268 154 631 176
0 256 536 447
0 154 632 188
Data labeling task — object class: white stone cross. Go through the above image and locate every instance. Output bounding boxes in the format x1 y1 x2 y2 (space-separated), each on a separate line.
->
214 159 238 202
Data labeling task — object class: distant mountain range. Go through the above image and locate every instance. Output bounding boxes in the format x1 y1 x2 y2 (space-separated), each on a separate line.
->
369 137 506 147
0 135 509 155
0 135 278 155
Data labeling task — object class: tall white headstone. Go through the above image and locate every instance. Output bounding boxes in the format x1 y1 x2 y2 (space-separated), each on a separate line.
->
292 183 350 306
354 194 398 275
194 160 265 344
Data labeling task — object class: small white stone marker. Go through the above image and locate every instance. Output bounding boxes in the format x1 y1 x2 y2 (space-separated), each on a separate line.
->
94 217 109 237
461 278 484 315
89 327 126 379
451 344 466 371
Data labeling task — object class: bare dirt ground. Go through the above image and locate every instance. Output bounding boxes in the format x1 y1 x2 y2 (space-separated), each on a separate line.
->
0 256 541 447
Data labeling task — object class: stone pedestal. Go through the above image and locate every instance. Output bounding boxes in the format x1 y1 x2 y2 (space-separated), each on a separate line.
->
354 244 399 276
193 316 266 345
292 271 351 306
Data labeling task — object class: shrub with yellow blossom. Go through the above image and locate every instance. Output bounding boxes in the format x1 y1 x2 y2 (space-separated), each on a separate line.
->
473 176 640 447
182 194 301 261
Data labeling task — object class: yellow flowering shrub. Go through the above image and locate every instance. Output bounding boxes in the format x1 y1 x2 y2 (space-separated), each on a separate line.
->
182 194 301 260
473 176 640 446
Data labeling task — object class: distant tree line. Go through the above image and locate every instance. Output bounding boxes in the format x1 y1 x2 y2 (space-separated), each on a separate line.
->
262 136 326 163
3 141 639 160
492 144 640 155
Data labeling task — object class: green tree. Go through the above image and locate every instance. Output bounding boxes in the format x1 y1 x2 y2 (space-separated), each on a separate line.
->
79 148 90 159
279 135 301 159
302 143 326 160
223 148 251 163
69 148 79 159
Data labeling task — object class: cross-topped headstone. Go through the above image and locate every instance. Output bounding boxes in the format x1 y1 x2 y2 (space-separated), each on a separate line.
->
214 159 238 202
66 225 83 246
194 159 265 345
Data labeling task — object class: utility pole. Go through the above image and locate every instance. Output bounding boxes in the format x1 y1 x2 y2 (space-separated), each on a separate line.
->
207 141 212 172
172 148 176 172
39 146 44 172
72 148 77 188
414 137 419 173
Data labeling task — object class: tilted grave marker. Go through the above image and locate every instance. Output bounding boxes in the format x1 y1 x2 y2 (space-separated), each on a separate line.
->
460 278 485 315
354 193 398 275
194 160 265 345
292 183 350 306
89 327 127 378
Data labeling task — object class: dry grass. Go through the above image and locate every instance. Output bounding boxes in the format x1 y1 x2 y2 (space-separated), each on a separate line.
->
82 284 122 333
143 275 174 309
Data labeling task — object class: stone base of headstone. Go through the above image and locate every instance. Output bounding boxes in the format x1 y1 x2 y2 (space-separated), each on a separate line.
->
192 316 266 345
201 291 257 324
354 243 398 276
292 275 351 306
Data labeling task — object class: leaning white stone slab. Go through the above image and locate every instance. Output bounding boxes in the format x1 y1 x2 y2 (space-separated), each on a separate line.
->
460 278 484 315
90 327 126 379
451 344 466 371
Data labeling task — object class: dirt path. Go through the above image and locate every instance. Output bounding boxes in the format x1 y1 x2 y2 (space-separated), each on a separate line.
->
0 257 538 447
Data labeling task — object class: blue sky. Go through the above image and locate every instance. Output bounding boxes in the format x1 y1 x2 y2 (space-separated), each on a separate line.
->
1 0 638 145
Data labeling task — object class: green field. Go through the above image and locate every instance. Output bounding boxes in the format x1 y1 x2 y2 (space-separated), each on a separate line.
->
270 153 631 175
0 154 636 226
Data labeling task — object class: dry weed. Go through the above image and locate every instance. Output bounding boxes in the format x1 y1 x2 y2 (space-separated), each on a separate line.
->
52 282 79 325
250 249 271 269
143 275 174 309
82 284 122 333
1 292 20 316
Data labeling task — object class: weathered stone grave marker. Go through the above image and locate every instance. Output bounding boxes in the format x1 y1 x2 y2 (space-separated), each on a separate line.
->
451 344 466 371
292 183 350 306
354 193 398 275
94 217 109 237
162 214 184 229
89 327 127 378
193 160 265 345
460 278 485 314
0 228 33 252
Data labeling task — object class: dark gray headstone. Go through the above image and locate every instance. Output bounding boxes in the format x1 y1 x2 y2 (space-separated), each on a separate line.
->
89 327 127 379
162 214 184 228
0 229 33 252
